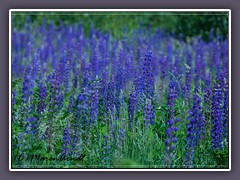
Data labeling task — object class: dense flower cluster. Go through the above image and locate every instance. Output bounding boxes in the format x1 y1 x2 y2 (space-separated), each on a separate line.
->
11 17 229 168
184 88 205 167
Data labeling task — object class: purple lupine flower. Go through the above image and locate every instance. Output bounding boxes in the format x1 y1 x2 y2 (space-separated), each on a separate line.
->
221 39 229 69
151 53 159 77
83 65 93 90
209 28 214 41
110 42 118 74
17 133 26 155
59 51 71 93
184 89 205 167
211 75 224 150
79 89 90 130
133 69 145 112
184 47 192 100
65 50 73 92
39 47 48 73
117 125 126 153
105 77 115 116
91 47 100 77
71 93 85 153
223 75 229 144
125 50 134 80
220 69 229 144
118 128 125 141
102 135 108 156
160 54 168 80
100 66 109 95
71 99 82 154
25 41 31 60
215 42 221 69
71 131 79 156
173 52 182 76
197 40 206 80
167 78 178 117
44 70 63 151
58 93 65 110
50 46 58 71
136 46 142 64
201 56 207 81
165 117 179 166
71 110 83 159
12 90 17 107
19 33 26 55
166 37 173 69
115 66 125 118
184 113 196 167
144 99 155 126
89 76 100 128
102 135 111 166
49 70 63 111
61 123 72 157
72 71 79 89
98 37 107 64
142 49 155 100
68 96 74 113
25 117 38 135
210 42 221 73
32 52 41 80
22 66 34 104
194 50 202 86
194 91 206 140
117 48 125 68
12 54 24 78
165 78 179 166
117 127 126 153
128 86 137 129
204 78 212 106
37 81 47 114
80 53 89 87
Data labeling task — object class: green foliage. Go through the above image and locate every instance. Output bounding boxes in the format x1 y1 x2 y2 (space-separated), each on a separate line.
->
12 11 228 41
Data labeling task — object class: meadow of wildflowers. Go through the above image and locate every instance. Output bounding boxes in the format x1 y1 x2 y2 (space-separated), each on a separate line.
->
11 13 229 169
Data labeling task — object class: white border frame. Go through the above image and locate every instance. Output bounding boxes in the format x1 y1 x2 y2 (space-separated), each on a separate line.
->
9 9 231 171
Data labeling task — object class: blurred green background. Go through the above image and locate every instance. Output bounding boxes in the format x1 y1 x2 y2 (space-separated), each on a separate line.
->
12 11 229 41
